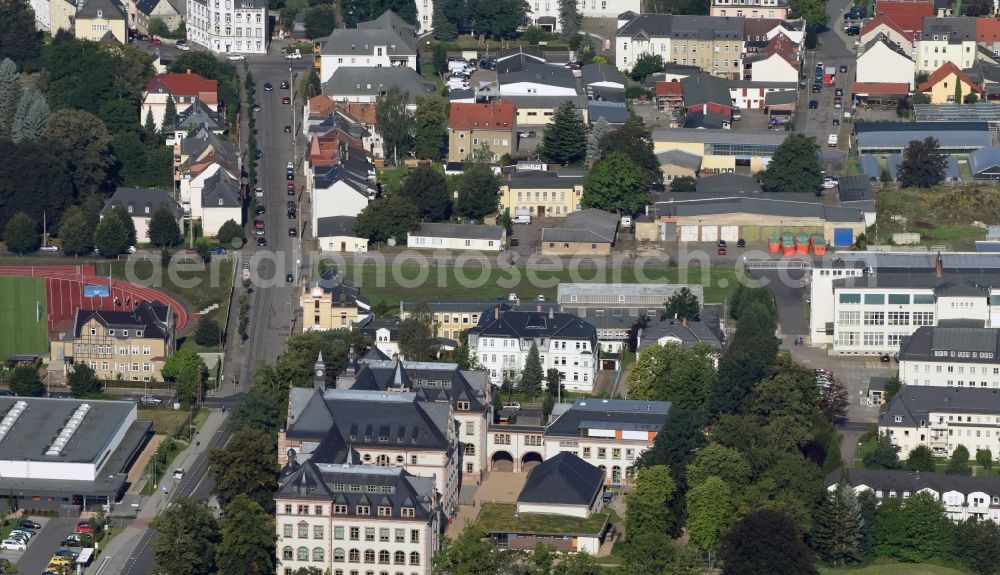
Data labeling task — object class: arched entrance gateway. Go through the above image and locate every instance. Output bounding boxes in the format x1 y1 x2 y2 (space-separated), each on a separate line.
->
491 451 514 472
521 452 544 470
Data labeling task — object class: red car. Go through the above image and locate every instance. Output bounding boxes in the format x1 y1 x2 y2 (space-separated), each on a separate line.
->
287 183 295 195
75 523 95 534
717 247 727 256
148 36 162 45
282 97 290 105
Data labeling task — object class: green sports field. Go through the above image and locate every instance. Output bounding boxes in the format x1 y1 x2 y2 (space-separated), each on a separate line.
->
0 276 48 361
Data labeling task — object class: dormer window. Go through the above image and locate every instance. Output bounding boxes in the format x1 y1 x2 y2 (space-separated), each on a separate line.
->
127 205 134 213
136 330 143 337
122 330 129 337
97 9 102 16
108 329 115 336
377 506 391 516
356 505 370 515
401 507 415 517
457 401 470 410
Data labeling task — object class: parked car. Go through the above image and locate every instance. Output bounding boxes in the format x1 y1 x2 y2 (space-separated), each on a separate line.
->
139 395 162 405
809 100 819 109
288 226 297 237
717 247 727 256
172 468 185 480
835 87 844 97
509 238 519 247
20 519 41 530
227 54 245 61
147 36 162 45
175 41 190 51
60 539 81 548
811 83 821 93
839 64 848 73
75 522 95 534
257 237 267 247
264 82 273 91
252 103 261 112
280 80 289 89
286 273 294 283
822 177 839 189
1 540 25 551
736 238 746 248
255 204 265 215
282 97 291 104
283 125 292 133
40 245 59 252
504 402 521 410
210 247 227 255
287 183 296 195
284 49 302 60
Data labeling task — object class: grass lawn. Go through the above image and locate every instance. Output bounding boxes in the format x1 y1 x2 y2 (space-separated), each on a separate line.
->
873 187 999 250
475 503 612 535
340 264 739 310
820 562 969 574
0 276 48 360
138 407 207 438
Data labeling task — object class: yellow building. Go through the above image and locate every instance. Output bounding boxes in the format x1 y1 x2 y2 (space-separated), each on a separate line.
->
74 0 127 43
508 96 590 127
400 300 500 342
541 209 619 255
499 169 585 218
447 101 516 163
301 269 371 332
50 0 77 34
657 149 702 182
917 62 981 104
652 128 789 175
50 301 176 382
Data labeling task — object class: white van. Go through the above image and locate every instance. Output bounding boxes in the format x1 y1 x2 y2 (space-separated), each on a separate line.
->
827 134 839 147
513 215 531 224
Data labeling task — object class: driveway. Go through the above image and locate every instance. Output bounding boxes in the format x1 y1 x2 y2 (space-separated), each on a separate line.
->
16 517 77 575
749 269 809 335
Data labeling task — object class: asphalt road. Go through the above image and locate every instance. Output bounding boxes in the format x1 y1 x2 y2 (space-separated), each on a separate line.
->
16 518 77 575
750 268 809 335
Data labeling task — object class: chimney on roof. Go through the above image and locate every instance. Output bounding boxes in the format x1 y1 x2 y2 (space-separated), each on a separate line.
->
494 306 500 320
549 307 554 320
392 352 399 365
935 252 944 278
536 305 542 312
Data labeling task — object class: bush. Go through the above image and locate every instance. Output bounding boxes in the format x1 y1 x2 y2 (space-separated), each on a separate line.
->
194 317 221 347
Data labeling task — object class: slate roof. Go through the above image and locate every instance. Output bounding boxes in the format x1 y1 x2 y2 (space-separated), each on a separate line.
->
764 90 799 106
201 170 241 208
655 197 865 222
470 308 598 343
826 468 1000 498
313 162 372 197
74 301 173 340
899 326 1000 362
323 10 415 56
580 63 625 87
545 398 672 438
855 123 991 151
101 187 181 220
638 318 724 352
695 173 761 194
837 175 873 202
277 460 438 524
322 68 435 103
517 452 604 507
345 359 488 412
357 9 416 50
499 62 578 90
311 270 368 307
410 223 504 241
920 16 977 42
172 100 223 133
77 0 125 20
680 74 733 108
882 386 1000 428
656 149 702 171
683 110 726 129
969 147 1000 175
316 216 360 238
505 170 584 189
588 101 628 124
542 209 619 244
617 14 743 41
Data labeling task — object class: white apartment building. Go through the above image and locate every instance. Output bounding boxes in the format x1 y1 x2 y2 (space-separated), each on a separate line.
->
275 462 440 575
468 307 599 392
809 252 1000 355
186 0 267 55
710 0 789 19
318 11 417 83
899 325 1000 388
827 468 1000 523
486 398 672 484
526 0 642 31
880 386 1000 461
916 17 978 72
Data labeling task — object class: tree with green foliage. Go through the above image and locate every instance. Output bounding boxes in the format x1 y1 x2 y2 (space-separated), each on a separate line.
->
599 121 662 185
856 489 878 560
162 95 177 129
216 495 275 575
432 5 458 41
664 287 700 322
0 58 21 139
581 152 651 214
586 116 608 164
519 342 544 398
558 0 581 41
759 133 823 194
819 377 850 424
304 4 337 39
228 364 289 435
686 443 751 489
0 0 42 64
3 211 38 254
630 53 664 82
162 349 208 405
432 525 507 575
905 445 937 472
402 165 450 221
151 497 219 575
208 427 277 511
876 491 950 562
9 364 42 396
355 195 420 244
544 368 563 398
976 448 993 471
951 518 1000 575
710 298 779 415
465 0 530 39
637 406 708 482
454 159 501 219
626 465 676 539
42 108 115 198
946 444 973 475
148 206 181 247
882 375 902 403
541 100 587 165
93 213 130 257
275 330 370 388
216 219 243 247
413 95 448 160
812 480 864 567
863 433 900 469
376 86 414 164
625 343 715 410
671 175 697 193
194 317 221 347
617 532 703 575
11 85 49 143
720 508 818 575
57 207 94 257
67 363 102 397
897 137 947 188
400 302 439 362
686 475 734 569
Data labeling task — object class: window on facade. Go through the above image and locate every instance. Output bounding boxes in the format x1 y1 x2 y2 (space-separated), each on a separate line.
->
314 525 324 539
334 548 345 562
350 527 359 540
349 549 360 562
379 550 390 564
314 548 325 561
298 523 309 538
410 552 420 565
378 506 391 517
394 551 406 564
297 547 309 561
283 547 293 560
335 526 344 539
334 504 348 515
410 529 420 543
364 550 376 563
395 529 405 543
357 506 370 515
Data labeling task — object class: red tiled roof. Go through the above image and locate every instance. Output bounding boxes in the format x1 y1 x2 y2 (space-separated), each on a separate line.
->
655 81 683 96
875 0 933 17
308 95 377 125
977 18 1000 43
307 131 366 166
917 61 982 93
762 33 801 65
851 82 911 95
448 100 516 131
145 72 218 106
861 13 924 39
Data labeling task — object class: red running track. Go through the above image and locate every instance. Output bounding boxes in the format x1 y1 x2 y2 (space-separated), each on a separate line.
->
0 265 190 335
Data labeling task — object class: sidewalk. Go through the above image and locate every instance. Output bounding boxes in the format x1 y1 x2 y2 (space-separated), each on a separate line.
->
89 408 229 574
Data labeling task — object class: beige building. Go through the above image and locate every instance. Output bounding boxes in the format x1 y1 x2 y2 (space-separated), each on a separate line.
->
400 300 500 342
50 301 176 382
541 209 619 256
881 387 1000 460
507 95 589 127
49 0 77 34
710 0 789 18
74 0 127 42
615 14 744 78
657 149 702 182
653 128 789 174
301 270 371 332
447 101 516 163
499 169 585 218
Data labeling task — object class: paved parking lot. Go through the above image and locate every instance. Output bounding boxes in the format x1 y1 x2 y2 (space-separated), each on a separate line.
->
12 516 80 573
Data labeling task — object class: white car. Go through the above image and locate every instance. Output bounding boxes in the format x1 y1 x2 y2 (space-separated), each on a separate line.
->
176 42 190 51
40 245 59 252
822 177 838 189
139 395 163 405
227 54 245 61
1 540 25 551
284 50 302 60
172 468 185 480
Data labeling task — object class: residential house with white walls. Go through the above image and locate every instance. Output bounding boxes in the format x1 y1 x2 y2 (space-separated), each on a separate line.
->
826 468 1000 523
468 307 598 392
407 224 506 252
318 10 417 83
142 71 219 130
879 386 1000 460
307 133 375 233
321 67 435 107
100 187 182 243
176 126 243 236
186 0 267 54
857 37 917 89
711 0 789 19
525 0 642 32
898 324 1000 388
916 17 978 72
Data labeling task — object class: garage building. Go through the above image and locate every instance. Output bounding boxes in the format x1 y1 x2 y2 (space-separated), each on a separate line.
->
637 197 867 244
